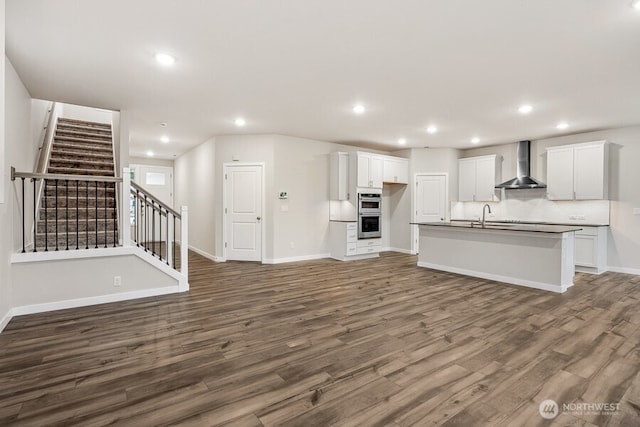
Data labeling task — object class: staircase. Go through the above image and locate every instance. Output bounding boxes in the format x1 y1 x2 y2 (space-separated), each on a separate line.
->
36 118 119 250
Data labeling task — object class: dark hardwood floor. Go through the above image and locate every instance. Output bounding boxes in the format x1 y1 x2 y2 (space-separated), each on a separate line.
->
0 251 639 426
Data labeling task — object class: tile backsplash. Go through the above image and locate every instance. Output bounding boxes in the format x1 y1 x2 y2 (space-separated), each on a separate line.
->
451 189 610 225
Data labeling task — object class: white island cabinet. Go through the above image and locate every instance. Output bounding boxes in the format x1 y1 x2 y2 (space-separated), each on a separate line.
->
417 222 581 293
546 141 609 200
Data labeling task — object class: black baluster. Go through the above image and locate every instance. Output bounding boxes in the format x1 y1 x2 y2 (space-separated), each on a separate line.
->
166 208 170 265
44 179 49 252
152 201 156 256
65 180 69 250
159 207 163 261
32 178 37 253
173 215 176 268
104 181 108 248
134 191 139 247
76 181 79 250
55 179 59 251
144 194 148 252
21 177 25 253
95 181 98 248
113 183 117 247
85 181 89 249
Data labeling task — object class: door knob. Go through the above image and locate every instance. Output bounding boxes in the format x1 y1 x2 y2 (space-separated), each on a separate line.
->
257 216 261 221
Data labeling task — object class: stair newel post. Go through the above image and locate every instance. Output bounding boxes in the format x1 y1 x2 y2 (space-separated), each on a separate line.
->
121 168 131 247
112 182 117 248
180 206 189 280
32 178 37 253
21 177 25 253
44 179 49 252
65 180 69 251
55 179 59 251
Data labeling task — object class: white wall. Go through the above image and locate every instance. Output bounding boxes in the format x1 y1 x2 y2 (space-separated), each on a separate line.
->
2 56 41 330
130 156 174 168
11 254 179 309
1 0 10 328
174 137 216 257
60 103 112 124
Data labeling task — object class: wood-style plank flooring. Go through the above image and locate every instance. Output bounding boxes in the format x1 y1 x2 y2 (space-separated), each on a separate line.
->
1 251 639 426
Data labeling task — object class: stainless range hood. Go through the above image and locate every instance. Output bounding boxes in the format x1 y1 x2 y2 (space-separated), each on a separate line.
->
495 140 546 189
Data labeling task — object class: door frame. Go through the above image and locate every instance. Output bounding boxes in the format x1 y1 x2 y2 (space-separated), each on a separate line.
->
412 173 449 255
222 162 266 262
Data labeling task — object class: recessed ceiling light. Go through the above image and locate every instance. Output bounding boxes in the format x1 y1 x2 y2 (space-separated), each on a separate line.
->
161 136 169 143
471 137 480 144
146 150 154 157
155 53 175 66
556 122 569 130
353 104 366 115
426 126 438 134
235 118 246 127
398 138 407 145
518 104 533 114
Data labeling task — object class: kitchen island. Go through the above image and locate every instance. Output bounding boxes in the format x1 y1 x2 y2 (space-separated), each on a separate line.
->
415 222 582 293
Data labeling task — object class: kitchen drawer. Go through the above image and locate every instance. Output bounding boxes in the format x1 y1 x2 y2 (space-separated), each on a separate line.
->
356 245 381 255
346 230 358 242
346 223 357 230
346 243 357 256
357 238 382 248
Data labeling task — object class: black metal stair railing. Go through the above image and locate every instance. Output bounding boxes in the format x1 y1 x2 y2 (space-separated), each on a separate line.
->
11 167 121 252
130 181 182 270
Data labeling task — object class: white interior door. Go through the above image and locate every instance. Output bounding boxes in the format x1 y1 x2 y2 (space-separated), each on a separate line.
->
131 165 174 244
224 164 263 261
414 174 448 253
136 165 173 206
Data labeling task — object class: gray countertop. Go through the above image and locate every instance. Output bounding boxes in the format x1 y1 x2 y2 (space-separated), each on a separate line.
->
451 219 609 227
413 221 583 234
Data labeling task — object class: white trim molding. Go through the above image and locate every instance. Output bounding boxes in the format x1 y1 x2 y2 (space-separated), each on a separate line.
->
606 265 640 276
11 286 183 317
262 253 330 265
0 309 13 333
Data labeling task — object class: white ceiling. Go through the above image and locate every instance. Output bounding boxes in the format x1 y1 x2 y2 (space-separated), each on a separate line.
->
6 1 640 158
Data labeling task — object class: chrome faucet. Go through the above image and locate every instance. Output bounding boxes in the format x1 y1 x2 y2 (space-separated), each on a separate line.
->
482 204 492 228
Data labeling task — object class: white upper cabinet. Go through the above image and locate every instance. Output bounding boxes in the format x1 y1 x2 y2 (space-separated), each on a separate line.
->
382 156 409 184
353 152 383 189
458 155 500 202
546 141 608 200
329 151 349 200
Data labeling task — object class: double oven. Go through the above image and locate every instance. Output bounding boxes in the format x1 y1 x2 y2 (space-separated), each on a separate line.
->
358 193 382 239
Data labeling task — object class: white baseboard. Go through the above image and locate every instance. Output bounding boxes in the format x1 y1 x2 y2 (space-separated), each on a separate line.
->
11 286 185 317
0 309 13 333
188 245 225 262
417 261 571 294
382 247 413 255
606 265 640 276
263 253 330 264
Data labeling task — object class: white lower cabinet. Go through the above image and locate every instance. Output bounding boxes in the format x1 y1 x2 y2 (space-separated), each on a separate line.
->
575 226 607 274
356 238 382 255
329 222 380 261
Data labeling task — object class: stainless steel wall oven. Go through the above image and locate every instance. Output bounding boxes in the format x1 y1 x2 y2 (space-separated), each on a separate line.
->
358 193 382 239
